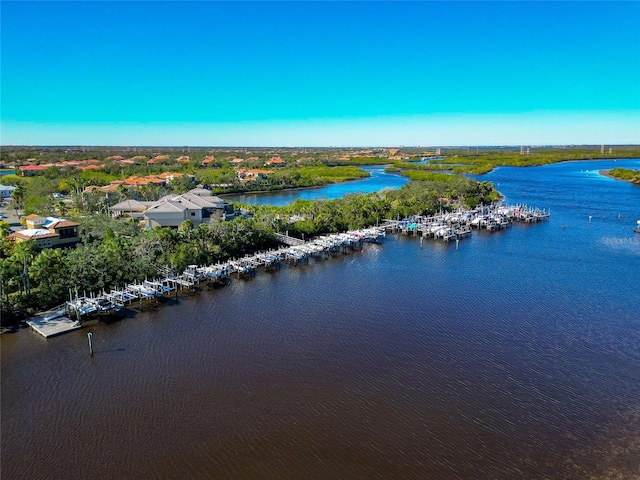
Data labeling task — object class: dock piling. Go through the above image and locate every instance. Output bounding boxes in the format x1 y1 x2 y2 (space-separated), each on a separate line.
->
87 332 93 355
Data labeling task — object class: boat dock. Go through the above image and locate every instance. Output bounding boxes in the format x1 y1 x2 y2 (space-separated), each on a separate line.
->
381 203 549 240
27 206 547 339
27 307 81 338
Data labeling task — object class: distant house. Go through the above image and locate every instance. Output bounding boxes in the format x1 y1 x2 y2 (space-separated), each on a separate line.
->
58 160 83 168
0 185 16 199
147 155 169 164
19 165 52 176
78 164 103 171
265 157 285 167
83 184 122 194
9 216 80 248
83 172 194 194
237 168 271 182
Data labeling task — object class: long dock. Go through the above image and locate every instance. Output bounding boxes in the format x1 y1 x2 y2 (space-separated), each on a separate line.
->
28 204 548 339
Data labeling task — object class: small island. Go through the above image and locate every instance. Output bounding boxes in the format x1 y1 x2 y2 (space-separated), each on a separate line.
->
600 167 640 186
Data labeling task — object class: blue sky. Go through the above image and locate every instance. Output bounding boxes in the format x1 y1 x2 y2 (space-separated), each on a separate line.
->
1 1 639 146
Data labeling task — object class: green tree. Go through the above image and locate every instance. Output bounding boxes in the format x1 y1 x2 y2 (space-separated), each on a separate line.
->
30 248 70 307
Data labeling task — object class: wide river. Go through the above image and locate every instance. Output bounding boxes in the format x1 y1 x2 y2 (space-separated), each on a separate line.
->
2 159 639 479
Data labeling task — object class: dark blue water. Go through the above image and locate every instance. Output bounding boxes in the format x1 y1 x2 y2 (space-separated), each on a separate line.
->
2 159 639 479
226 166 409 206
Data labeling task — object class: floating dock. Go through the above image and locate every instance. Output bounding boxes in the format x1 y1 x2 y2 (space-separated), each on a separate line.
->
27 309 81 338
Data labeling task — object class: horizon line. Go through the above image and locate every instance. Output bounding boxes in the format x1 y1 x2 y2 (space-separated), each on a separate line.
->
2 144 639 149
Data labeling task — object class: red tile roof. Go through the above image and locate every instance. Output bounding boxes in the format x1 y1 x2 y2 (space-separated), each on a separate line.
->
49 220 80 229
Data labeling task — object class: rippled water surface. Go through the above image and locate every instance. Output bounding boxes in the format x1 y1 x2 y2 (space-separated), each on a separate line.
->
2 160 639 479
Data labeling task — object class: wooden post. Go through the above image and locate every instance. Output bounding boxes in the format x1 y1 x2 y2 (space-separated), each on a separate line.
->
87 332 93 355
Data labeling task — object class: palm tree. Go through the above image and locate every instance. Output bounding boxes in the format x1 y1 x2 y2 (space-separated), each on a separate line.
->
10 184 26 216
55 200 69 217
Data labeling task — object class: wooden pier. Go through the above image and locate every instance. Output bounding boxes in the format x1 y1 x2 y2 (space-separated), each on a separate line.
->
27 307 81 338
274 233 305 246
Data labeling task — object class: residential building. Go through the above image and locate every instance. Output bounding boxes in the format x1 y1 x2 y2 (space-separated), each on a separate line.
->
266 157 285 167
19 165 52 176
109 188 234 228
0 185 16 199
9 216 80 248
237 168 272 182
109 199 153 219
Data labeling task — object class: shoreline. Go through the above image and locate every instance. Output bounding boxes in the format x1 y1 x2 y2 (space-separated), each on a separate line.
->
598 169 640 186
473 156 640 176
219 166 400 198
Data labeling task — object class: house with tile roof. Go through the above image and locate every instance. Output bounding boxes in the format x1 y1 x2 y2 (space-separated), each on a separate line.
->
237 168 272 182
19 164 52 176
9 216 80 248
83 172 194 195
266 157 285 167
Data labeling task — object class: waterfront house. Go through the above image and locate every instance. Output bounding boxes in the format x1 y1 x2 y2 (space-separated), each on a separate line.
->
110 188 233 228
237 168 272 183
143 191 229 228
7 229 60 249
9 216 80 248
